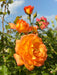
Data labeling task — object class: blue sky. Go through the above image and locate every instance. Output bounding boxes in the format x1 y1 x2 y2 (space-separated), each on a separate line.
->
0 0 57 30
5 0 57 22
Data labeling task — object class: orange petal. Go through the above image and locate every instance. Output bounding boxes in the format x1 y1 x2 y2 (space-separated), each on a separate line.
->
15 40 20 53
24 64 34 71
14 53 24 66
9 23 16 29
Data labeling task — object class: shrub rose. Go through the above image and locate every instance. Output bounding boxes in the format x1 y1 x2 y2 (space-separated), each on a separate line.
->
24 5 34 15
14 34 47 71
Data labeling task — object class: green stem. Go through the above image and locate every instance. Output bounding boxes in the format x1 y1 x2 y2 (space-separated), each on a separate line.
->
2 15 4 33
29 15 31 24
4 19 8 24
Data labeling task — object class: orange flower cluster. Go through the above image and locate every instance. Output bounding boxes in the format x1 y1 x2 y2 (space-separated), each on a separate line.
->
24 5 34 15
14 34 47 71
9 19 38 34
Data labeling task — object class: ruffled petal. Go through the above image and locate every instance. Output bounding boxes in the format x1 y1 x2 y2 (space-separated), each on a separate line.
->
24 64 34 71
14 53 24 66
9 23 16 29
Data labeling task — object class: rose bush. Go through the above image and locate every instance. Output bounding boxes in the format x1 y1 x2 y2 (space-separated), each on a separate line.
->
0 1 57 75
9 5 48 71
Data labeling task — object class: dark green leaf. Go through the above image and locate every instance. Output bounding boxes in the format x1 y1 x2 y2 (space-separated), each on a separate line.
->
0 12 3 15
7 10 10 15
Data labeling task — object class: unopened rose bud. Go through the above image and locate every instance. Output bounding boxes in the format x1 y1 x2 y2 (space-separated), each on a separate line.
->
24 5 34 15
33 12 37 18
52 24 55 27
51 20 54 23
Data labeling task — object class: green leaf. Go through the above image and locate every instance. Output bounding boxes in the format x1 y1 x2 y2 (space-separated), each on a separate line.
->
14 16 22 24
0 66 2 71
5 25 10 30
1 4 4 8
2 65 8 75
3 12 7 15
7 10 10 15
41 71 49 75
0 12 3 15
30 72 37 75
8 0 13 4
0 0 6 2
47 29 53 38
0 65 8 75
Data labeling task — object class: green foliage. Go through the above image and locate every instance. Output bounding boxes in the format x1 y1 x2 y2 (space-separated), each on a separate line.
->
0 65 9 75
0 22 57 75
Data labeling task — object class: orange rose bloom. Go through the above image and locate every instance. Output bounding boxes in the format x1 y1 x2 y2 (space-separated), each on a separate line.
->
55 15 57 20
24 5 34 15
16 19 29 33
9 19 38 34
28 26 38 33
14 34 47 71
9 19 29 33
